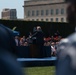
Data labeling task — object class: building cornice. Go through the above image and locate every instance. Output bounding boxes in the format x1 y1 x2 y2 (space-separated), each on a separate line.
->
23 2 66 7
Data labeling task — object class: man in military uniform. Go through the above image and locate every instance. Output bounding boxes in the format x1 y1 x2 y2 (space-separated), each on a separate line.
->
56 0 76 75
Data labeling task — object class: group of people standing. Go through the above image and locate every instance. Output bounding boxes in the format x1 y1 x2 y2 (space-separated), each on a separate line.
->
14 26 62 57
14 26 44 46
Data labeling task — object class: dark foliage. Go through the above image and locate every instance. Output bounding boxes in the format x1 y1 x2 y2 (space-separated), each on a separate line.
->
0 19 75 37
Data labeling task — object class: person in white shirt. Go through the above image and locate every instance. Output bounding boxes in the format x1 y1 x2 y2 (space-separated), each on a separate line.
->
15 36 20 46
51 42 56 56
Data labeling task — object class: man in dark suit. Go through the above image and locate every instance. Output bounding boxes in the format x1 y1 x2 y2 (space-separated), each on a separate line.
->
35 26 45 58
36 26 44 45
30 26 45 58
56 0 76 75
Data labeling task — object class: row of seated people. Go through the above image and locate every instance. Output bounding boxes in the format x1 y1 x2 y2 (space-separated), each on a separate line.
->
14 35 62 46
15 38 59 56
15 35 63 56
16 41 59 57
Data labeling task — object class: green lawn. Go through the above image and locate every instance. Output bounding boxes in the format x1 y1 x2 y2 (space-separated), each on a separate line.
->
23 66 55 75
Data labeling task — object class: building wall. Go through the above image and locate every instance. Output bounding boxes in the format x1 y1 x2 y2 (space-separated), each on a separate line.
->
24 0 67 22
24 0 64 6
1 9 17 20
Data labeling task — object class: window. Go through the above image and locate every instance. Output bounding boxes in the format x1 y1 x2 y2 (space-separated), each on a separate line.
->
36 10 39 16
14 12 16 16
11 11 16 17
51 9 54 15
32 10 35 16
11 12 14 16
61 18 64 22
56 9 59 15
46 10 49 15
61 8 64 14
27 11 30 16
56 18 58 22
46 18 48 21
10 11 15 19
41 10 44 16
51 18 53 22
10 12 12 17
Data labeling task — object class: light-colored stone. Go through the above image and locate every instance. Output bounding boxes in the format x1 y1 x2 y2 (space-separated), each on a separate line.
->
23 0 67 22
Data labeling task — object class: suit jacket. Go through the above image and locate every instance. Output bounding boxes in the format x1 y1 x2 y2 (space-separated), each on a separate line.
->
32 30 44 45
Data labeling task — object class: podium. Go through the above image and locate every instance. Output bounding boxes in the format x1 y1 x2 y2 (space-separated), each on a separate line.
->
29 44 41 58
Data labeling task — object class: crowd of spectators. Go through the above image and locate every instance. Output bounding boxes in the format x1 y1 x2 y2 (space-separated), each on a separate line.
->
14 26 63 56
43 34 62 56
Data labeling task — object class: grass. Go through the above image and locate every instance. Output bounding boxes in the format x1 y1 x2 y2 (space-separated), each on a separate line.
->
23 66 55 75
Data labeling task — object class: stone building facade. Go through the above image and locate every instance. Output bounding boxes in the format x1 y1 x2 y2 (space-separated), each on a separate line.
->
1 8 17 20
23 0 67 22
